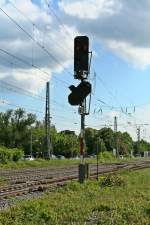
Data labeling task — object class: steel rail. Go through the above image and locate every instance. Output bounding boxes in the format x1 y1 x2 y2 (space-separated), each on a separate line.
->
0 160 150 199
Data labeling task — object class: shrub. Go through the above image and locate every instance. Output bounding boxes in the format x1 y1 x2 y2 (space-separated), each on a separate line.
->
0 146 23 164
100 174 126 187
99 151 115 160
12 148 24 161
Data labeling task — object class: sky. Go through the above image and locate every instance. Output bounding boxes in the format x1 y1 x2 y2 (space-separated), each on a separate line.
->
0 0 150 141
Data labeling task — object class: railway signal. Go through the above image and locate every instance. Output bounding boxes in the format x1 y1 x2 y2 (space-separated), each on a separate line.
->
74 36 89 79
68 81 92 106
68 35 92 183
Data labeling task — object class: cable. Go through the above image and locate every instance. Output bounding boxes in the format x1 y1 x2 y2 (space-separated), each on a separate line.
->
44 0 74 40
0 48 48 80
0 48 69 86
2 4 144 132
96 74 122 106
0 80 45 101
95 72 138 114
8 1 140 124
0 7 73 77
0 55 49 85
0 99 78 125
0 99 43 114
8 0 72 58
0 54 73 111
0 80 75 112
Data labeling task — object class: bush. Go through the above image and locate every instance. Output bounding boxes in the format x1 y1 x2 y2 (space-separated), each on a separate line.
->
0 146 23 164
99 151 115 160
12 148 24 161
100 174 126 187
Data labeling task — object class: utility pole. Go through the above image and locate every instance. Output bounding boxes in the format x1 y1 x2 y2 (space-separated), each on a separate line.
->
45 81 51 159
137 127 140 154
114 116 118 157
30 128 33 157
96 139 99 181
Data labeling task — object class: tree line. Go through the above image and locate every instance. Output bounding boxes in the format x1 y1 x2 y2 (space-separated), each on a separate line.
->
0 108 150 157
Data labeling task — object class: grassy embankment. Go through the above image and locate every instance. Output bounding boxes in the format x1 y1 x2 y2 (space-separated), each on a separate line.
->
0 152 140 170
1 168 150 224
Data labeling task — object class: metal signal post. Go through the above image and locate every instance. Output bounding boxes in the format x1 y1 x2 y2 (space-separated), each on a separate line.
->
45 82 51 159
68 36 92 183
79 98 85 163
137 127 140 154
114 116 118 157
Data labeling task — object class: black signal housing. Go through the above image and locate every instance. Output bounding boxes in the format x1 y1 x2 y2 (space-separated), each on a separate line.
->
68 81 91 106
74 36 89 79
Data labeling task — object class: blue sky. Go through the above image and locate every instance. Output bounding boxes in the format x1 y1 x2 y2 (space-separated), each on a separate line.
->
1 0 150 141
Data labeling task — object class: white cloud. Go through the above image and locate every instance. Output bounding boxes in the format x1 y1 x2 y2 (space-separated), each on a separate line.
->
0 67 50 93
59 0 150 68
0 0 77 92
1 0 150 94
59 0 121 19
106 40 150 68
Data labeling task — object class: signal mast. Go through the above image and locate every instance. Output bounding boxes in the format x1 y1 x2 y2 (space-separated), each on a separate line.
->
68 36 92 183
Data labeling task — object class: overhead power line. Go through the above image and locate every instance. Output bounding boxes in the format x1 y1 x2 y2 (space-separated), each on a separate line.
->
0 80 74 111
94 72 137 113
0 48 69 86
0 99 43 114
0 98 78 125
0 80 45 101
96 74 122 106
0 7 72 77
0 48 48 81
44 0 74 39
8 0 72 57
1 4 142 131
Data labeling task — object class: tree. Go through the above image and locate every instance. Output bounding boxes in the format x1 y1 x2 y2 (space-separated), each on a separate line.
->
0 109 13 146
11 109 36 148
133 139 150 154
93 137 107 155
53 132 79 157
99 128 114 151
0 108 36 150
85 127 98 155
117 131 133 155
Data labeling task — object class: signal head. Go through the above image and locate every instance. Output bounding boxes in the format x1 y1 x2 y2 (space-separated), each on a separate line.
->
74 36 89 79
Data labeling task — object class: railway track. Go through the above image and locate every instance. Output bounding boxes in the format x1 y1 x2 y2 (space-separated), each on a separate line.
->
0 160 150 199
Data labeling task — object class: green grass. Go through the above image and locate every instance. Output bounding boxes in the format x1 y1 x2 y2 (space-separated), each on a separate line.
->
0 158 97 169
0 153 140 170
0 158 124 170
1 169 150 224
